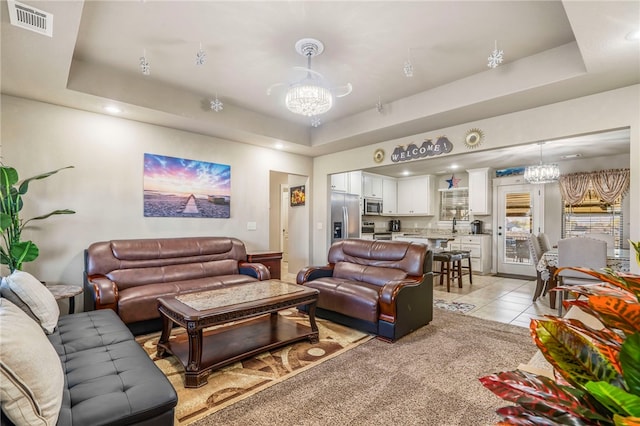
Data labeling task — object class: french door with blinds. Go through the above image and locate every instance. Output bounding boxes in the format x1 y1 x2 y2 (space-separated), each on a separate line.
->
496 184 544 276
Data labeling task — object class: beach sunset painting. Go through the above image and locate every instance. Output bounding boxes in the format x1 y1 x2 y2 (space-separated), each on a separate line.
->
143 153 231 218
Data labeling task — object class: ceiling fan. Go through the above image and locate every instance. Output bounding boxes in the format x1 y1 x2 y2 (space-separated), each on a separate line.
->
267 38 352 118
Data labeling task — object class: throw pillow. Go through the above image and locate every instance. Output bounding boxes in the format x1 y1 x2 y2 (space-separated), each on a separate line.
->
0 281 39 323
0 298 64 426
0 270 59 334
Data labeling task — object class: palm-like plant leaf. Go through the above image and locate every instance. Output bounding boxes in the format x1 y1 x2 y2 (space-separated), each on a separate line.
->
629 240 640 269
586 381 640 417
530 319 625 390
480 370 612 424
17 166 74 195
0 165 74 271
620 334 640 396
587 295 640 336
555 284 637 303
563 300 612 327
555 267 640 296
613 414 640 425
554 317 623 373
555 286 640 336
496 406 566 425
563 317 625 349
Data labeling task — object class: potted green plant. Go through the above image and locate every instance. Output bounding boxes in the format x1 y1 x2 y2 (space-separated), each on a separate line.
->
0 165 75 273
480 241 640 425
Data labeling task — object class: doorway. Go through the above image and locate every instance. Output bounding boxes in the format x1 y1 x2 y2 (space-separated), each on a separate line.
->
269 171 309 278
280 184 289 263
496 183 544 276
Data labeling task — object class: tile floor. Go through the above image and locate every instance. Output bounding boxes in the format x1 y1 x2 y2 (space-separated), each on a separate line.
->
282 262 557 328
431 273 557 328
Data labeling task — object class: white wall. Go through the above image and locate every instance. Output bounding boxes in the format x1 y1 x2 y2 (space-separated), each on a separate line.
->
1 95 313 303
311 86 640 273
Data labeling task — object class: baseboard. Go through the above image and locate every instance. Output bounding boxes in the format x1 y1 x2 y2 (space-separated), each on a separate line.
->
495 273 534 280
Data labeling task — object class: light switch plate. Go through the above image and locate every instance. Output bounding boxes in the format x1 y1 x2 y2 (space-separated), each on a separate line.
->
247 221 257 230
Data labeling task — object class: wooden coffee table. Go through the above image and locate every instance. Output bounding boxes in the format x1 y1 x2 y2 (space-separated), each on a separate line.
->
156 280 319 388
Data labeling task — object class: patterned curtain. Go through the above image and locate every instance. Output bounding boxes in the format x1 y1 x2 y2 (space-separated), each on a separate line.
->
559 172 591 205
559 168 630 205
591 169 630 204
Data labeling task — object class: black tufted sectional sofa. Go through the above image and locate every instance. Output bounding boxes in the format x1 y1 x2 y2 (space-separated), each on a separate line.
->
1 308 178 426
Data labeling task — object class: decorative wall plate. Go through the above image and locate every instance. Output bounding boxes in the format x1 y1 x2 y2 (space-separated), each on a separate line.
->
464 128 484 149
373 148 385 163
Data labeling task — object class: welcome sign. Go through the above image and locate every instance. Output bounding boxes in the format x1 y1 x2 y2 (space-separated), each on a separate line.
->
391 137 453 162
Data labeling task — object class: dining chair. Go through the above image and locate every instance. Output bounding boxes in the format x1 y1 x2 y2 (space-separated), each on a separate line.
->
538 232 552 253
556 237 607 316
526 233 545 302
584 233 615 248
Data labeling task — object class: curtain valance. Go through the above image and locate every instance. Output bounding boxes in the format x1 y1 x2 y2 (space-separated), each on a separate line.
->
558 168 630 206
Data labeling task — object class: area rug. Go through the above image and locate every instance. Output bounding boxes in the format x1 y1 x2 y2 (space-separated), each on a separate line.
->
135 309 372 425
434 298 476 313
189 309 537 426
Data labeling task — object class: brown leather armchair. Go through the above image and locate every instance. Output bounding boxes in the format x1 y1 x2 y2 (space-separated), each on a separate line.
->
297 239 433 342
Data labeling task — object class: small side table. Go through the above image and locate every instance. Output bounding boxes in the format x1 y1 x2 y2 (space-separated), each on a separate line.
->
247 251 283 280
47 285 83 314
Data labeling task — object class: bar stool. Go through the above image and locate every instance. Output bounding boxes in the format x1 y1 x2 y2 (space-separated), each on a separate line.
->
449 250 473 285
433 251 463 292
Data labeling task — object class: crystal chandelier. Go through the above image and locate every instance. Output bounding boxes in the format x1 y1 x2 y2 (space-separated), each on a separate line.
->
285 81 332 117
524 143 560 184
285 39 333 117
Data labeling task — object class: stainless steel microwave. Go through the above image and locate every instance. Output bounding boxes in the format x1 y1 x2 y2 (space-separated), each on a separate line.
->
363 198 383 215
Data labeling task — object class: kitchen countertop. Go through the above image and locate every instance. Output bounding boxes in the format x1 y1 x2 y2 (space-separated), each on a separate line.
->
397 232 490 239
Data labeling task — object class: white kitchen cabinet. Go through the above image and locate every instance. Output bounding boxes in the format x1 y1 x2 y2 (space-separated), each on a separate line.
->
382 176 397 214
330 171 362 196
362 173 383 198
466 168 491 215
330 173 347 192
348 171 362 196
396 175 435 215
449 235 492 274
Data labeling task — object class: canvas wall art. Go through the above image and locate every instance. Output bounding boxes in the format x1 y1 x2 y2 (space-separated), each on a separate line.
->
143 153 231 218
290 185 305 206
496 167 525 178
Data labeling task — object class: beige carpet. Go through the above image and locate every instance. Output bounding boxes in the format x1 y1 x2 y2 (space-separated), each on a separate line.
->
136 309 372 425
187 309 537 426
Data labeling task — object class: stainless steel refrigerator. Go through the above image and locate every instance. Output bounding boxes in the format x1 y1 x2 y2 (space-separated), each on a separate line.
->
331 192 361 244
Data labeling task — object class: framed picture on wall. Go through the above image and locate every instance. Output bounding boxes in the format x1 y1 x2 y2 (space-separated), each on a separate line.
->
143 153 231 218
290 185 305 207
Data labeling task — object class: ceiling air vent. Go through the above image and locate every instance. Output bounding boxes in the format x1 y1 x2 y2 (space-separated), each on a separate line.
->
7 0 53 37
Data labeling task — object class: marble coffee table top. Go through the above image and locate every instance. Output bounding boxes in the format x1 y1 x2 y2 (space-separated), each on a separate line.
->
176 281 303 311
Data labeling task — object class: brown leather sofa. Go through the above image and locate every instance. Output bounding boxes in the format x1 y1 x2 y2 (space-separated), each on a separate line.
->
297 239 433 342
84 236 270 335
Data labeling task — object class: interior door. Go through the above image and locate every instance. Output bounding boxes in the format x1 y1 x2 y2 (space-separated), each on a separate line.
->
280 185 289 262
496 184 543 276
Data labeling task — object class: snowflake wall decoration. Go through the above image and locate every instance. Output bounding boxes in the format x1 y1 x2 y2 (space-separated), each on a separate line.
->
311 116 321 127
210 96 223 112
487 40 504 69
403 59 414 77
139 50 150 75
375 96 384 114
195 43 206 66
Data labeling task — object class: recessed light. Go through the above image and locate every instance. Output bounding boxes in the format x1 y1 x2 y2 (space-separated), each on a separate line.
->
274 142 284 150
625 30 640 41
560 153 582 159
104 105 122 114
402 170 411 176
450 164 459 169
